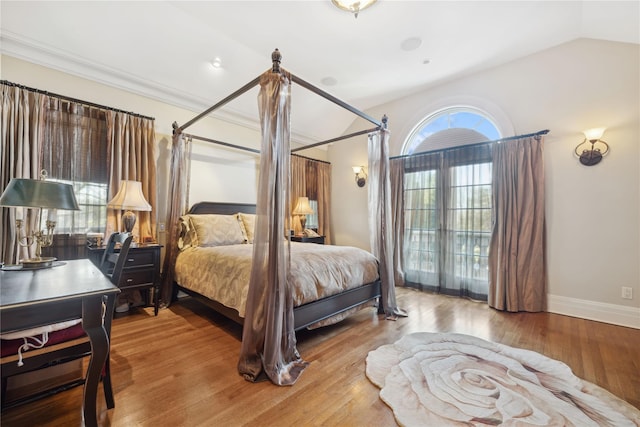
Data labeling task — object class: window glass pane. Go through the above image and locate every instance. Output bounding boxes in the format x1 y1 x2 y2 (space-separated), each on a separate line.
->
49 179 108 234
403 168 440 280
475 120 501 141
306 199 319 229
42 101 109 235
446 162 492 284
402 107 497 298
405 107 501 155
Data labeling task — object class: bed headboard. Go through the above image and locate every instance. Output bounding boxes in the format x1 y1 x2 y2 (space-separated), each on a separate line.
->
188 201 256 215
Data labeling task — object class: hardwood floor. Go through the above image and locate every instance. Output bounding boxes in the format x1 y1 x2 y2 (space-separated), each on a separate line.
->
2 287 639 426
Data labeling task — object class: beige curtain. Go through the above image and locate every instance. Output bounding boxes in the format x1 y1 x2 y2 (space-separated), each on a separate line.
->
290 155 332 243
0 84 47 264
290 155 306 234
389 158 405 287
105 111 157 243
316 161 331 244
238 69 308 385
489 136 546 312
160 132 192 306
368 130 406 318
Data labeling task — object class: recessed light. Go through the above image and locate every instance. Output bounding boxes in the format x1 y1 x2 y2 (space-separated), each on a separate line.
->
401 37 422 52
210 57 223 69
321 77 338 86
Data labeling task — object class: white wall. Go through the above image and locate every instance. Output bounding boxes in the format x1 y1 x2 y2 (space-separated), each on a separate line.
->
329 38 640 327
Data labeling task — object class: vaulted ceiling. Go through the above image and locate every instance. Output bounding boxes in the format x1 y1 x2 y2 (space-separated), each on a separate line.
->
2 1 638 144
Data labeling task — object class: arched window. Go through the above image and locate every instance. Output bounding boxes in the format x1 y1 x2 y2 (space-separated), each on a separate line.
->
400 107 503 301
403 107 501 155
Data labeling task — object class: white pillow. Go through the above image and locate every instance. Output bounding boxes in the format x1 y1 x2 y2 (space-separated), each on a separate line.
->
184 214 245 247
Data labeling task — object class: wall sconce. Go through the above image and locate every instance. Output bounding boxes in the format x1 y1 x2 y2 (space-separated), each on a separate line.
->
352 166 367 187
575 128 609 166
0 170 80 268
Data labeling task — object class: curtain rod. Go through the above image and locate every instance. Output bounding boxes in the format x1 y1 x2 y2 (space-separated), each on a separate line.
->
389 129 549 160
292 153 330 165
0 80 155 121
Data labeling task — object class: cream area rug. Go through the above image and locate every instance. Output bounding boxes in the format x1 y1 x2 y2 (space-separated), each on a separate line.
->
366 332 640 426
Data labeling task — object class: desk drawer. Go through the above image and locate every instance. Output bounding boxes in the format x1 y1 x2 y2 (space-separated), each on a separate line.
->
121 270 154 288
123 251 154 267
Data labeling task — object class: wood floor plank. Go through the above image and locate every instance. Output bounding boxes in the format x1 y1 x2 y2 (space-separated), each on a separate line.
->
2 287 639 426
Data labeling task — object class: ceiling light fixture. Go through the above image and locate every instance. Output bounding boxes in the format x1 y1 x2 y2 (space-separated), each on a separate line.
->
332 0 377 18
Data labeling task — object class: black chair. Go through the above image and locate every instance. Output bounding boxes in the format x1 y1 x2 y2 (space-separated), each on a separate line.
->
0 232 132 410
99 232 134 287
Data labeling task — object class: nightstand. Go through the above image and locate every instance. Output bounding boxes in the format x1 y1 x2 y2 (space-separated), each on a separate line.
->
88 243 161 315
290 235 325 245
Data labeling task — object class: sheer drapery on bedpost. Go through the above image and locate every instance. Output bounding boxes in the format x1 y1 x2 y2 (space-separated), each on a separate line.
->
368 119 407 319
238 69 308 385
489 135 546 312
160 130 191 307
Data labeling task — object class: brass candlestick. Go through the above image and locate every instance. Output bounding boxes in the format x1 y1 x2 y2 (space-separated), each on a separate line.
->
15 214 57 268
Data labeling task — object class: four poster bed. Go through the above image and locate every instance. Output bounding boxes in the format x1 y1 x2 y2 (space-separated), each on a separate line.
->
172 202 382 331
164 49 402 385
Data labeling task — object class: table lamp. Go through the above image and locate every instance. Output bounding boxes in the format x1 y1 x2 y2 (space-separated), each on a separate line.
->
0 171 80 268
107 180 151 235
292 196 314 231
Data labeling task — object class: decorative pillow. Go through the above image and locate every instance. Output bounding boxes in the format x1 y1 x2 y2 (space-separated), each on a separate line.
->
178 215 197 250
237 213 256 244
184 214 245 247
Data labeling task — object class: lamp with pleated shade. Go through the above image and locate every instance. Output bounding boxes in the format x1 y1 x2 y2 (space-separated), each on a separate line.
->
292 196 314 230
107 181 151 234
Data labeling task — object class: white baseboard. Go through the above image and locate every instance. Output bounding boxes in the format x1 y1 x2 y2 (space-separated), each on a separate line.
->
547 294 640 329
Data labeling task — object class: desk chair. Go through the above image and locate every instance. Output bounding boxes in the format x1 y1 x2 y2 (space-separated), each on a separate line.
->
99 232 134 287
0 232 132 410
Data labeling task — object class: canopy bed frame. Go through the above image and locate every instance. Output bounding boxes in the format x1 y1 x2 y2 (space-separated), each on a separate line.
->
171 49 384 153
166 49 399 385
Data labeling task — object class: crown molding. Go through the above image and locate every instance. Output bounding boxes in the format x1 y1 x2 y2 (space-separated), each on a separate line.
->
0 30 322 148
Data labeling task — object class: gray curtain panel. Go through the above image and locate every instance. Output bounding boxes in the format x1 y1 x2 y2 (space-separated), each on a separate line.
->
489 136 546 312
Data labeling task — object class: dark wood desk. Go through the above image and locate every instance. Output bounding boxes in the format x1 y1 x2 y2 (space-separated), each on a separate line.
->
0 259 119 427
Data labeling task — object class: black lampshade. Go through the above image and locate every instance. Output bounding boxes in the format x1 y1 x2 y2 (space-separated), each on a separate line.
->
0 178 80 210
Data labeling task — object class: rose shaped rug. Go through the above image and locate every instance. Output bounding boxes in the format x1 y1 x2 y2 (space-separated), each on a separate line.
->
366 332 640 426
